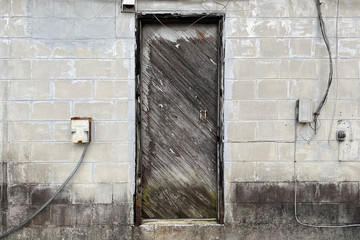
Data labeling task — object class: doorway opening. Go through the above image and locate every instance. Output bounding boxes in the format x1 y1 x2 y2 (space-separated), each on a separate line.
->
135 14 224 225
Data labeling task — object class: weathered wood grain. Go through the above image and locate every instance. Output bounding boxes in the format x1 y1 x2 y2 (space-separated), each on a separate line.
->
140 23 219 219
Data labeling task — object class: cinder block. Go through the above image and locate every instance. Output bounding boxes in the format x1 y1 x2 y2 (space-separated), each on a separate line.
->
84 143 113 163
94 121 129 142
112 143 131 162
338 18 359 38
0 18 7 36
0 17 31 37
334 100 358 119
9 122 51 141
32 18 75 39
50 205 76 226
0 60 31 79
228 18 290 38
72 183 112 204
230 162 256 182
52 0 75 18
95 80 128 99
7 204 32 227
106 38 135 58
226 122 256 141
0 39 10 57
74 59 108 78
10 80 51 100
337 59 359 79
54 80 92 99
278 143 295 162
289 38 312 58
94 163 129 183
226 39 257 58
233 59 281 79
230 142 277 161
32 60 73 79
115 101 129 120
75 205 93 226
30 142 51 162
339 0 360 18
338 163 360 181
113 183 130 203
10 39 36 58
53 122 71 142
75 59 129 79
236 100 278 120
338 39 359 58
252 0 289 17
7 142 31 162
289 0 316 17
115 13 135 38
258 38 289 58
9 60 31 79
10 163 52 183
256 121 294 141
0 0 10 16
31 142 73 162
227 80 256 100
74 18 115 39
7 102 30 121
93 204 131 225
314 38 336 59
32 102 70 120
278 100 296 120
288 79 317 100
9 184 30 205
74 102 113 120
296 162 338 182
11 0 30 16
53 163 93 184
258 79 287 99
289 18 316 37
256 162 293 181
319 0 337 17
295 141 338 161
31 0 54 17
279 60 317 79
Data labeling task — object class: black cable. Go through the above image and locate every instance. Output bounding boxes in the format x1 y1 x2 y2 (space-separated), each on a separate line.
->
0 144 89 239
313 0 334 133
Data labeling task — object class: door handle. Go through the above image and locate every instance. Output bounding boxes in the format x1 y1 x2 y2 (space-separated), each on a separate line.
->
199 109 207 123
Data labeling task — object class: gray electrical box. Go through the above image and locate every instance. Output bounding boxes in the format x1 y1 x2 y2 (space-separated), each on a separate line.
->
297 99 312 123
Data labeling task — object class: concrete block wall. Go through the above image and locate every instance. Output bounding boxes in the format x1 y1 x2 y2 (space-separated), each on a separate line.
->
0 0 135 238
0 0 359 239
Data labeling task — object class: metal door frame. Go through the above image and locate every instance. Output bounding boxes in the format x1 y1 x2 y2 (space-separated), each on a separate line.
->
134 14 224 225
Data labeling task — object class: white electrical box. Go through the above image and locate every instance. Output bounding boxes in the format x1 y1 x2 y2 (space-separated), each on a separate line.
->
71 117 92 143
122 0 135 12
297 99 313 123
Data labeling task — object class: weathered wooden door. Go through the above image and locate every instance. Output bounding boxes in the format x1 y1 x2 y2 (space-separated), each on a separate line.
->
138 19 220 220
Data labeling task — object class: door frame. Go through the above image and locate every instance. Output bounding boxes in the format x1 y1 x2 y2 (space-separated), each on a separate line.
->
134 14 224 225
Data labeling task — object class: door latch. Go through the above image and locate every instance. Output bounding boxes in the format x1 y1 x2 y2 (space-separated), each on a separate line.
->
199 109 207 123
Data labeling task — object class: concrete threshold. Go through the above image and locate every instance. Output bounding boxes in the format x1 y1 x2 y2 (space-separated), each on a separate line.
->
142 218 219 225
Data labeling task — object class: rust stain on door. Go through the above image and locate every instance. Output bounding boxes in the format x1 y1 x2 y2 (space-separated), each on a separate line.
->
139 22 219 219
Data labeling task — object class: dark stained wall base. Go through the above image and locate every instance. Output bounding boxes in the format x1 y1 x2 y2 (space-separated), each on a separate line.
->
2 182 360 239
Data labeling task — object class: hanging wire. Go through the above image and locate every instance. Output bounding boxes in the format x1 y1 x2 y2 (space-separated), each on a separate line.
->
312 0 334 134
74 1 111 20
327 0 340 147
151 0 230 32
151 13 210 32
